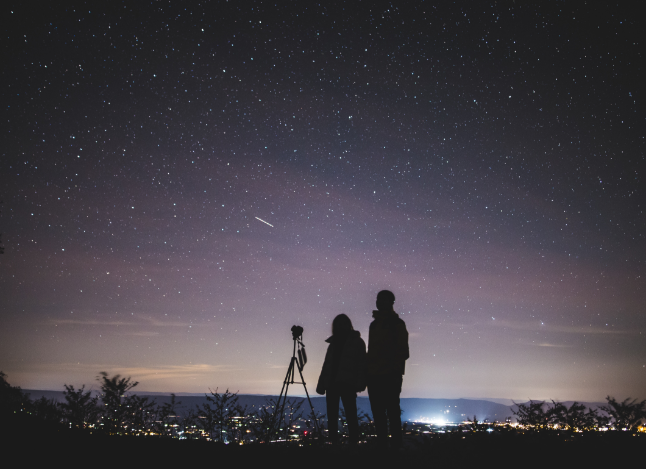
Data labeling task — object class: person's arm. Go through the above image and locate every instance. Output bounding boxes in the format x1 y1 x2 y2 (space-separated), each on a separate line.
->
316 346 331 395
366 321 375 369
357 337 367 392
397 321 409 362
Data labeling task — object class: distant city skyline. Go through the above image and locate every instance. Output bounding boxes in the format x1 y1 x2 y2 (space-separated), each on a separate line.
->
1 2 644 401
15 388 581 425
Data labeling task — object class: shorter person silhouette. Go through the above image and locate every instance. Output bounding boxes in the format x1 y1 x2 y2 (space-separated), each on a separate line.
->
316 314 366 444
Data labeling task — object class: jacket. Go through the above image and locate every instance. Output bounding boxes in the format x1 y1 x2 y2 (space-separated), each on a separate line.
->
367 310 409 376
316 330 367 394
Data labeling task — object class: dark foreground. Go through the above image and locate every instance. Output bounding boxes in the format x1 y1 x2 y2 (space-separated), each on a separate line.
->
6 425 644 469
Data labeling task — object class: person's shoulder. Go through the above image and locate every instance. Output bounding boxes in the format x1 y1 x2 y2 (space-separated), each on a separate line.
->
391 311 406 322
350 334 366 352
395 317 408 329
384 312 403 323
390 315 408 331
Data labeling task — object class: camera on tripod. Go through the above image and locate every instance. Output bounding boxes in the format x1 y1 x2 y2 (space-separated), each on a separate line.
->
291 325 307 368
270 324 318 437
291 325 304 341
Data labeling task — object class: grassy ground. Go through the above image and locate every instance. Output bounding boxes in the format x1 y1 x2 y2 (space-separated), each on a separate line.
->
3 413 643 468
8 431 645 468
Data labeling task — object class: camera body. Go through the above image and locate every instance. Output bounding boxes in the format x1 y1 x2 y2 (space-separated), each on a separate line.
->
291 325 304 340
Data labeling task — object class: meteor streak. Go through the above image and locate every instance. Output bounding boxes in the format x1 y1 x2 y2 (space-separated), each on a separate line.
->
255 216 274 228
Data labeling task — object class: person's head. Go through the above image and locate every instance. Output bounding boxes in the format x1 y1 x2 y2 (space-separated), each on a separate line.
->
376 290 395 312
332 314 354 336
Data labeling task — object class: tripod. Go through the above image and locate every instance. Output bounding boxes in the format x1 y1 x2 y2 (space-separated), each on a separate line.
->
271 326 319 439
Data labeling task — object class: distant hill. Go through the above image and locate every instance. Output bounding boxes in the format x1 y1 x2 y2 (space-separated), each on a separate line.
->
23 389 603 423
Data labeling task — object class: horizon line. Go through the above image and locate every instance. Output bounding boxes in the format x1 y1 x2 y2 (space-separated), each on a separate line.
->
20 389 609 404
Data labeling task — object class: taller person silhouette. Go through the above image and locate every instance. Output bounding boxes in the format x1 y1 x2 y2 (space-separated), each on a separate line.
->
367 290 409 449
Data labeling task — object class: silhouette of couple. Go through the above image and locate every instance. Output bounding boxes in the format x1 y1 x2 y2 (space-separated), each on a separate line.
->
316 290 409 448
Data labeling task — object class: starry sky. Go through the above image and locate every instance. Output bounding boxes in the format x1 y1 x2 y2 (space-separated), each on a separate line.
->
1 1 644 401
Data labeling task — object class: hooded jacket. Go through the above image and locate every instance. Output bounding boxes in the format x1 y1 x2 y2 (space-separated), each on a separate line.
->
316 330 367 394
367 310 409 376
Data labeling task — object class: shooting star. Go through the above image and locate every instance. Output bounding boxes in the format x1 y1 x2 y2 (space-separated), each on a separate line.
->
255 216 274 228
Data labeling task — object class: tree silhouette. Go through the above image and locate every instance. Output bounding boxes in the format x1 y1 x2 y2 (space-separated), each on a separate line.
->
126 394 156 435
549 401 599 431
275 398 303 441
61 384 100 430
96 371 140 434
247 400 277 443
0 371 27 414
338 405 348 438
30 396 62 424
600 396 646 431
196 401 217 440
263 397 304 442
357 411 375 441
197 388 241 443
469 415 481 432
179 407 200 439
20 369 646 442
511 400 551 430
229 402 250 444
153 393 181 437
303 407 326 442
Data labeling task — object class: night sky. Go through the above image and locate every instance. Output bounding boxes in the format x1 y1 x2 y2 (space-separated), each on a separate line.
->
1 1 644 402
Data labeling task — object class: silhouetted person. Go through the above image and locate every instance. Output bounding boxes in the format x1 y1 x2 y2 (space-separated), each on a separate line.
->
316 314 366 445
367 290 409 449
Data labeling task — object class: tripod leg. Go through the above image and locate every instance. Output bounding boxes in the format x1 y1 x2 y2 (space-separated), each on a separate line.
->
279 358 297 427
295 357 320 434
272 357 296 440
